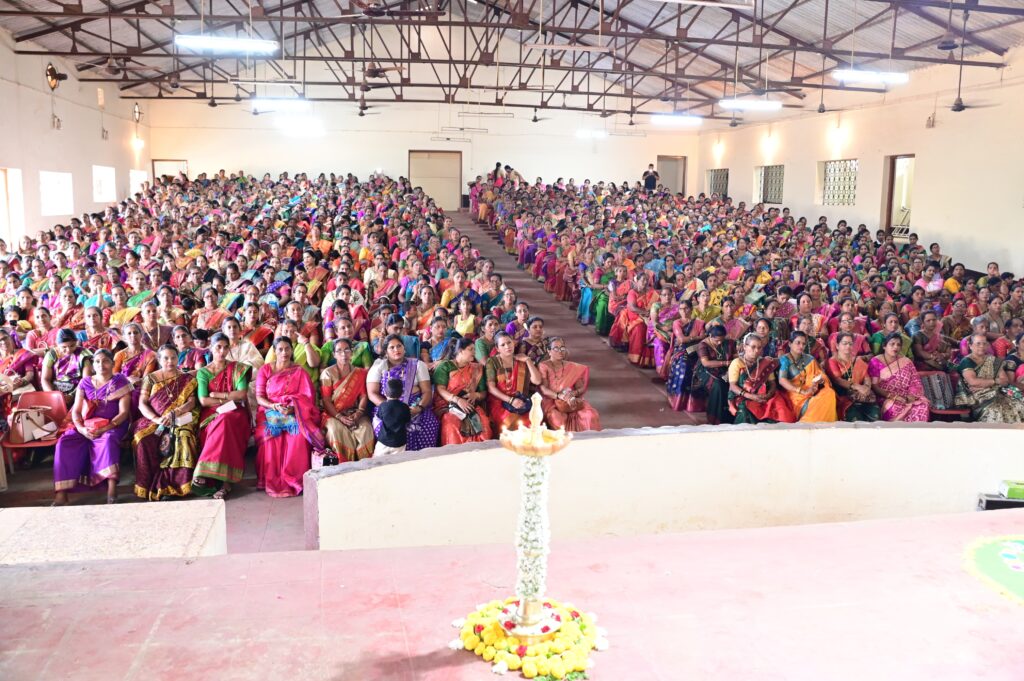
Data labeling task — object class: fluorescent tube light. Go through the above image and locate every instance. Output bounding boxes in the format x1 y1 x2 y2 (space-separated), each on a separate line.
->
831 69 909 85
430 136 472 142
718 98 782 111
228 79 301 87
440 126 488 133
175 34 278 54
526 43 610 53
609 131 647 137
651 113 703 127
457 111 514 118
251 97 311 114
653 0 752 7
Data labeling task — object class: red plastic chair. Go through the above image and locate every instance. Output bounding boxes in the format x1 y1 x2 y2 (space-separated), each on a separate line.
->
1 391 69 474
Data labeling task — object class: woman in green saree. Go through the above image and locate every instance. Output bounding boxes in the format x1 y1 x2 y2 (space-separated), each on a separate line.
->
955 333 1024 423
594 264 627 337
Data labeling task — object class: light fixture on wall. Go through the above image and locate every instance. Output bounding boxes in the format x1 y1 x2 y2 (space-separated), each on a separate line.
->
131 135 145 151
718 98 782 112
175 34 278 54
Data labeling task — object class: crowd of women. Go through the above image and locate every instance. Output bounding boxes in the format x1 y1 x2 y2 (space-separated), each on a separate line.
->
472 168 1024 428
1 170 602 505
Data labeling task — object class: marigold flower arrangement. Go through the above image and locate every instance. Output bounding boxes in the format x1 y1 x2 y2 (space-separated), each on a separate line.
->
450 597 606 679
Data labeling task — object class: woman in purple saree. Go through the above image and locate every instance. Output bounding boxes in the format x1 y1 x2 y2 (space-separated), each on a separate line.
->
52 349 132 505
367 334 440 451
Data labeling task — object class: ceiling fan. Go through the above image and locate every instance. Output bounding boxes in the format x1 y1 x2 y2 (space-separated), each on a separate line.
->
336 1 443 20
949 10 996 112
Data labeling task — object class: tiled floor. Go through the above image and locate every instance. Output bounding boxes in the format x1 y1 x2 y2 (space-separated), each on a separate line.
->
1 509 1021 680
0 459 302 554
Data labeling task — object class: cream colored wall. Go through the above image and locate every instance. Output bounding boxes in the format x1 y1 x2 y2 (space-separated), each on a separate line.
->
147 99 699 194
696 46 1024 273
306 423 1024 551
0 30 151 240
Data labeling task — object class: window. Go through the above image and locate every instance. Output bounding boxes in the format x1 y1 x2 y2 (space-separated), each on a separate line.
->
92 165 116 202
706 168 729 197
821 159 858 206
754 164 784 204
129 169 150 194
38 171 74 217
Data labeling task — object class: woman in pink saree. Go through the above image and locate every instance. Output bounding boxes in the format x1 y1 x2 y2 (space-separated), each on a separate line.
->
868 332 931 422
254 336 328 497
537 337 602 432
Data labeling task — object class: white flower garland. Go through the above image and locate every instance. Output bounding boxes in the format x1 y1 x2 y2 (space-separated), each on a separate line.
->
515 455 551 602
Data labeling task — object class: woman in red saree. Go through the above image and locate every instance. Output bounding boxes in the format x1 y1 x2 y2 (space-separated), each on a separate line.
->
24 306 59 358
241 302 275 351
538 338 601 432
825 332 881 422
608 273 656 368
0 330 37 447
132 344 200 501
727 333 795 424
319 339 374 462
194 287 231 332
485 332 542 430
193 333 252 499
255 336 328 497
432 338 494 445
79 306 115 352
52 286 85 330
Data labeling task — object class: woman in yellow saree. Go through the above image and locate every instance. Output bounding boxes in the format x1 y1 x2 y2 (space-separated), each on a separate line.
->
132 344 200 500
319 339 375 461
777 331 837 422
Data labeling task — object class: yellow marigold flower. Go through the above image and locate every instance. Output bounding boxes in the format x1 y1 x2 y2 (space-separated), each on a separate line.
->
483 646 496 662
463 634 480 650
522 660 538 679
473 642 485 656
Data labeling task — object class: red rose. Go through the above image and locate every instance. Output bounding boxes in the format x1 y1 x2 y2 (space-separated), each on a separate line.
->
474 625 484 634
541 625 550 633
553 614 562 622
503 620 515 630
513 600 520 606
517 646 528 657
543 602 552 608
570 610 580 619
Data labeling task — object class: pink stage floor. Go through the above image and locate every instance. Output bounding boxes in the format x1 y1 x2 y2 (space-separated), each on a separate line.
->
2 509 1023 681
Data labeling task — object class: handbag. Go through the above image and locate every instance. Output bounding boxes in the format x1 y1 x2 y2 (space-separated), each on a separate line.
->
502 392 532 415
9 406 57 444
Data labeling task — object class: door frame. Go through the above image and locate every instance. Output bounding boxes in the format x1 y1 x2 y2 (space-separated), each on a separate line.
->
408 150 462 210
151 159 189 180
882 153 914 233
656 154 687 195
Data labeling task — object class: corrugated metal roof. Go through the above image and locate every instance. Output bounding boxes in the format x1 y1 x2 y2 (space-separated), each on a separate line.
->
2 0 1022 102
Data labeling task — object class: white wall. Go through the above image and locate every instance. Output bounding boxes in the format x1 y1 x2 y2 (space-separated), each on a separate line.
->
305 422 1024 551
696 46 1024 273
0 30 151 240
148 100 698 194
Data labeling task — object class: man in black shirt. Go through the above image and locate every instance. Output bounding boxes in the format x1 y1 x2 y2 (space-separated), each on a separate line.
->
642 164 659 191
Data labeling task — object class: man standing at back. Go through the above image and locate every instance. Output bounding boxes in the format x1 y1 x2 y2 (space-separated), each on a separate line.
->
642 164 659 191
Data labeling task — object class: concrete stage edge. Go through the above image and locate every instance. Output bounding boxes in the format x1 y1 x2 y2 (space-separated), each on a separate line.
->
2 509 1022 680
304 421 1024 551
